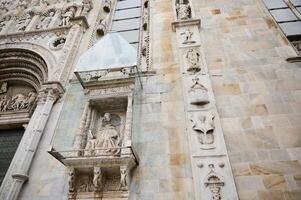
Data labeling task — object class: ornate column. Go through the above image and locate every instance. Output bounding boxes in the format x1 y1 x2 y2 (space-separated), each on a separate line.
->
5 82 64 200
172 0 239 199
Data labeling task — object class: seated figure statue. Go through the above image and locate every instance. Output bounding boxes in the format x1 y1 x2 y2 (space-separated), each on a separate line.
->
95 113 120 156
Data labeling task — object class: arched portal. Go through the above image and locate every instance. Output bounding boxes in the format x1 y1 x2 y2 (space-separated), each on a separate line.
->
0 48 49 186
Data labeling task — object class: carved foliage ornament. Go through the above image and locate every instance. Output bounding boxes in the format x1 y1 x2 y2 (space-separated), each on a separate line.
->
50 36 66 50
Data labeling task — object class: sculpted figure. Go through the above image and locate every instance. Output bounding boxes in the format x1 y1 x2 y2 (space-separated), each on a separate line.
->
17 13 32 31
120 167 128 190
81 0 93 16
191 112 215 145
0 15 10 32
186 49 201 72
68 168 75 192
95 113 120 156
61 7 75 26
0 95 8 111
36 11 55 30
10 93 26 110
84 130 97 156
181 29 195 44
0 82 7 94
93 167 102 191
176 0 191 20
21 92 37 109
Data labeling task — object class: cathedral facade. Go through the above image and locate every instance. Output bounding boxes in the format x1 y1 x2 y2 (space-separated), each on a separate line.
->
0 0 300 199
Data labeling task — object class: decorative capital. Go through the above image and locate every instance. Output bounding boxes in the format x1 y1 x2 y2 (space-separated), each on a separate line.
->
38 82 65 104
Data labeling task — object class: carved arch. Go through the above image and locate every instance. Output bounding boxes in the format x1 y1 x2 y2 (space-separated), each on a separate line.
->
0 42 57 81
0 48 48 91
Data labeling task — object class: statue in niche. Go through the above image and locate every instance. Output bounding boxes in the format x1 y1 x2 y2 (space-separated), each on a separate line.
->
0 82 7 94
181 28 195 44
68 168 76 192
191 112 215 145
176 0 191 20
0 15 10 33
16 13 33 31
95 113 121 156
81 0 93 16
204 164 225 200
61 7 76 26
189 77 209 106
93 167 102 191
103 0 111 13
185 48 201 72
0 95 8 111
36 11 55 30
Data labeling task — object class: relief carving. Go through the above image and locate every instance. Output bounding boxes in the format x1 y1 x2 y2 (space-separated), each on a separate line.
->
85 113 121 157
0 82 7 94
176 0 191 20
16 12 33 31
0 92 37 112
181 28 195 44
191 112 215 148
204 164 225 200
0 15 11 33
60 6 76 26
78 175 94 192
120 166 128 190
36 10 55 30
96 18 107 37
185 48 201 72
50 36 66 50
189 77 209 106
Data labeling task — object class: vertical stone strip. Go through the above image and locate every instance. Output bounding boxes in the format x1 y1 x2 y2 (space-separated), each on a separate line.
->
5 83 64 200
172 1 239 199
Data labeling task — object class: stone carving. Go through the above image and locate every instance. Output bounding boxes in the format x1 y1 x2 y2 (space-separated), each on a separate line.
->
120 166 128 190
0 1 10 13
204 164 225 200
103 0 111 13
36 11 55 30
191 112 215 147
17 0 28 10
95 113 121 156
61 6 76 26
84 130 97 156
78 176 94 192
96 19 107 37
81 0 93 16
50 37 66 50
16 12 33 31
181 28 195 44
0 82 7 94
0 15 10 33
176 0 191 20
93 167 102 191
0 92 37 112
189 78 209 106
185 48 201 72
68 168 76 192
85 70 107 81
